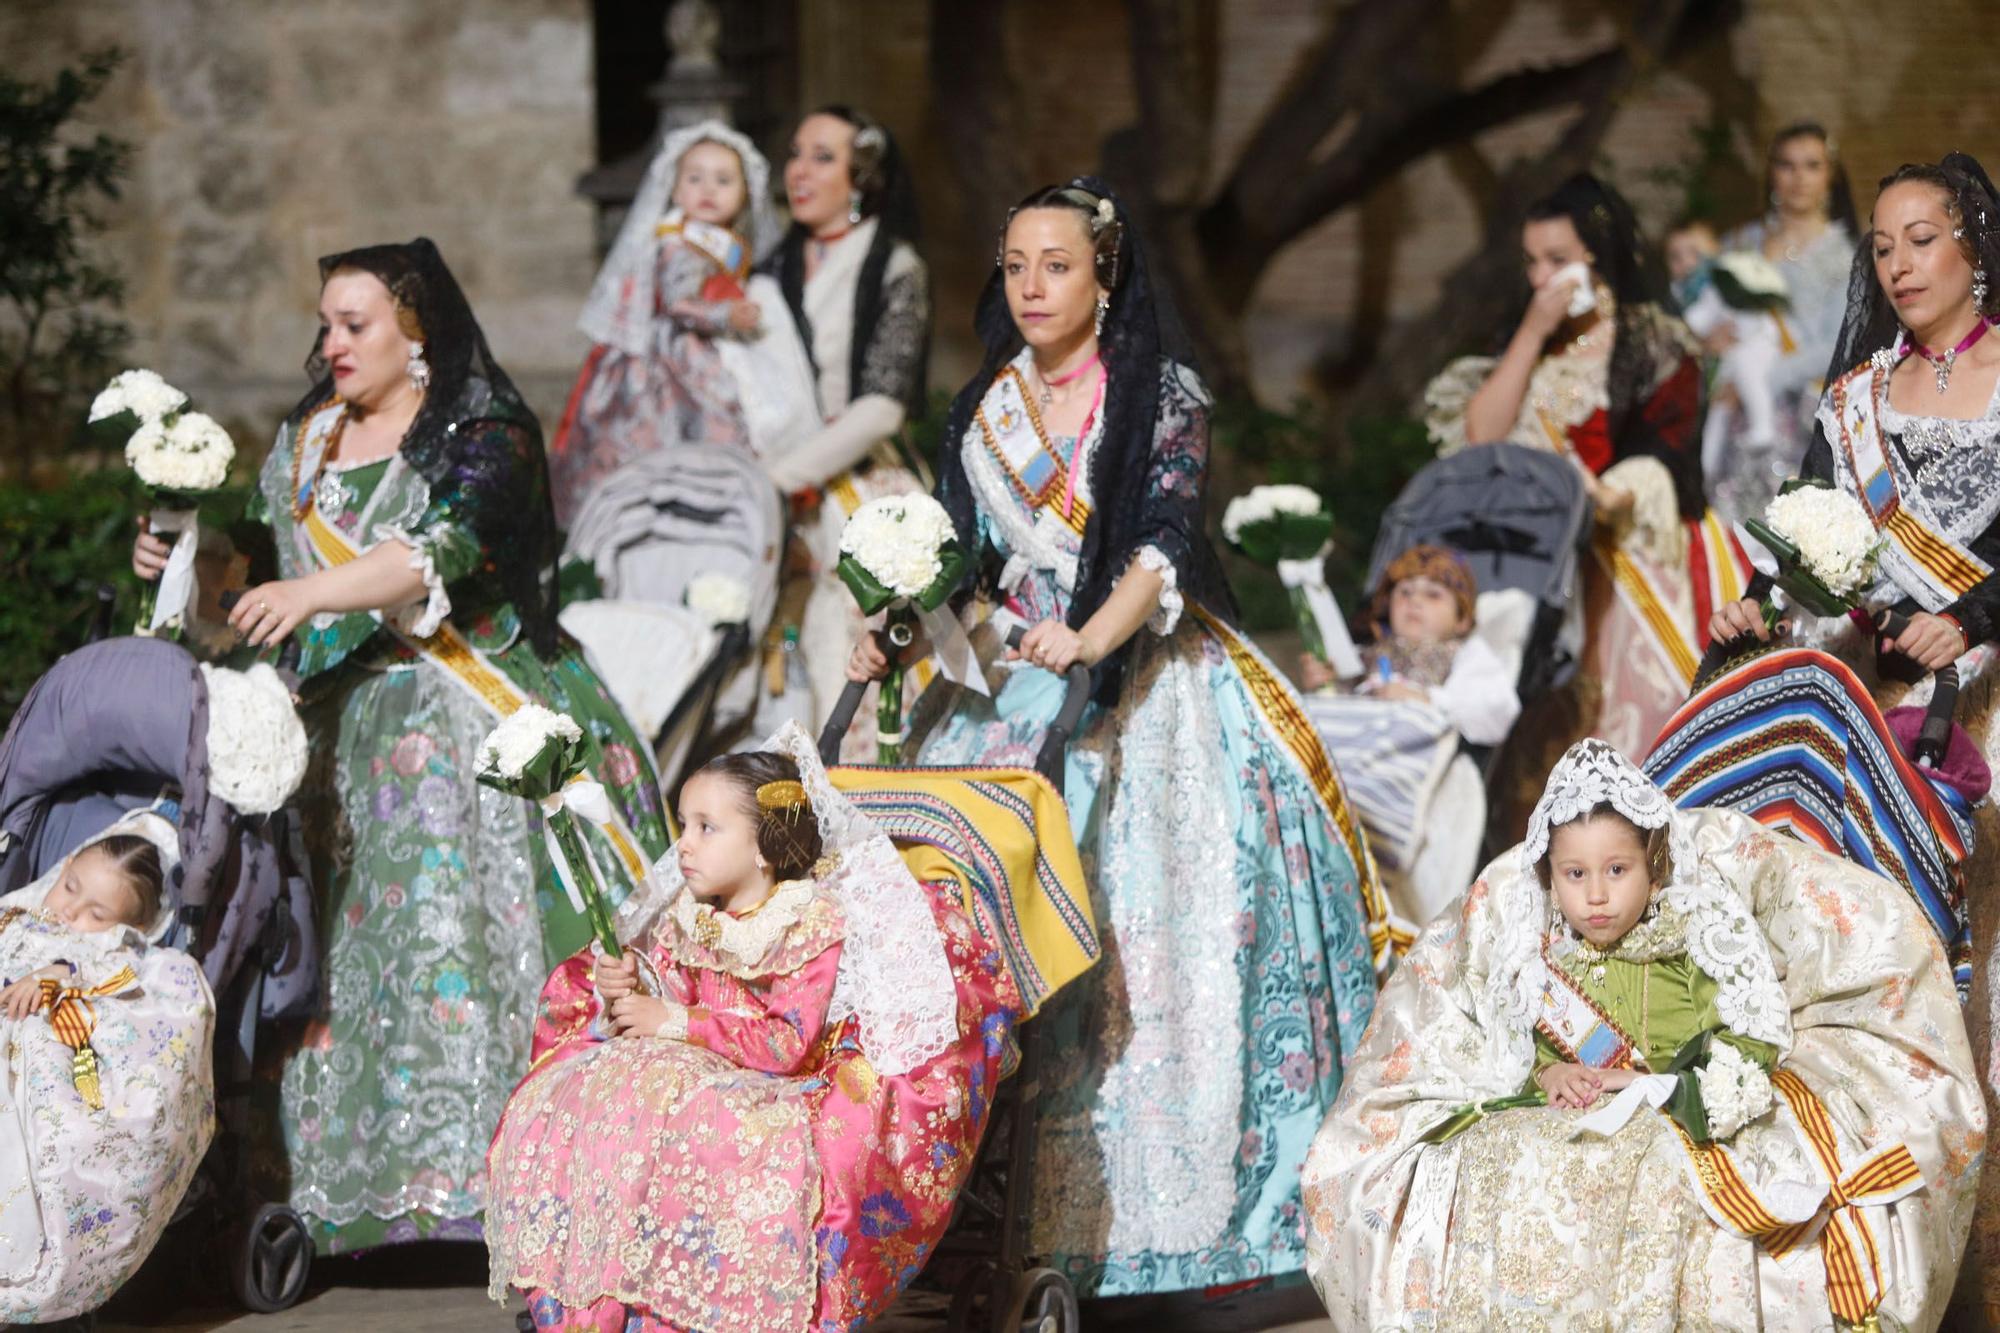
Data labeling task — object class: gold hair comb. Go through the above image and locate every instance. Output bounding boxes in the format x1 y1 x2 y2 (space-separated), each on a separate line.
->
755 779 810 815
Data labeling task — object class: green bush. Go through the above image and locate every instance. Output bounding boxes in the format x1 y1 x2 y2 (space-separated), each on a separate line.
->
0 472 255 725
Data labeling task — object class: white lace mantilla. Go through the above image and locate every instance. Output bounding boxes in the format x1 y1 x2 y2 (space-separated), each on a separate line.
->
615 721 956 1075
1489 740 1791 1084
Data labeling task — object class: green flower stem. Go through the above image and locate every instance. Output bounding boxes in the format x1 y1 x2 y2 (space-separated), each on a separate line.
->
876 604 917 765
547 805 621 958
1288 584 1329 664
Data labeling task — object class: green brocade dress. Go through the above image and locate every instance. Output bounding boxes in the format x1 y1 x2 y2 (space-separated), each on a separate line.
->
249 401 670 1253
1527 952 1779 1088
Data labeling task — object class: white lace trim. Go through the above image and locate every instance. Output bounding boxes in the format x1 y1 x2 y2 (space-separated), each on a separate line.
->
1134 545 1182 634
616 720 957 1075
1493 740 1792 1073
1599 455 1688 569
372 524 451 638
662 878 821 973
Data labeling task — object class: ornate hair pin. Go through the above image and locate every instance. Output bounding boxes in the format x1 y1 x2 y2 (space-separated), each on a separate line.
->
755 779 811 816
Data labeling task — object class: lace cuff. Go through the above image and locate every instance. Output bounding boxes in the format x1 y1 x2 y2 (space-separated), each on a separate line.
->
372 525 452 638
654 1001 691 1041
1135 546 1183 634
1423 355 1498 455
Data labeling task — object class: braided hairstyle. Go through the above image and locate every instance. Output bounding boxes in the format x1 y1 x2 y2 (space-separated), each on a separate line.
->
77 834 165 928
691 752 824 881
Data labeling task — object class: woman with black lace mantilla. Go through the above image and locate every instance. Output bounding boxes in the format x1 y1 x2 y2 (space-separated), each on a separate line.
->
132 240 671 1255
755 106 936 755
1648 152 2000 1324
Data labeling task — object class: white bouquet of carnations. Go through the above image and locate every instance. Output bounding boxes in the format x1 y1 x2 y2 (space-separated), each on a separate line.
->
684 571 751 627
1710 251 1791 314
1692 1041 1775 1140
1221 483 1362 681
836 494 978 762
476 705 624 957
198 663 310 815
1743 481 1884 626
92 369 238 636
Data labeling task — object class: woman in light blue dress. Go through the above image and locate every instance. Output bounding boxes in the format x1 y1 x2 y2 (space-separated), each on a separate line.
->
849 180 1390 1297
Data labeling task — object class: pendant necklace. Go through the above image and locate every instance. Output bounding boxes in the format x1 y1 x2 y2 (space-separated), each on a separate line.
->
1912 317 1992 395
1033 351 1101 408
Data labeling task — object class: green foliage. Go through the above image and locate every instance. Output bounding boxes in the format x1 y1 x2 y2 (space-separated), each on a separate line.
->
0 472 255 726
1642 111 1739 226
0 49 133 474
1209 398 1434 631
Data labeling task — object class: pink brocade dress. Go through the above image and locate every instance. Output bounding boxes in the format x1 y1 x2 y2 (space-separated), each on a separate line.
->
486 878 1017 1333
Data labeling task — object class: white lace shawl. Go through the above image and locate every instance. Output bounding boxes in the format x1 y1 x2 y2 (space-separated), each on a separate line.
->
613 721 957 1075
1485 739 1792 1081
578 120 781 358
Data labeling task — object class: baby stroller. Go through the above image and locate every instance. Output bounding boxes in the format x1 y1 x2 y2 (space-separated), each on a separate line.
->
560 443 786 789
1309 443 1591 921
0 634 320 1316
816 629 1098 1333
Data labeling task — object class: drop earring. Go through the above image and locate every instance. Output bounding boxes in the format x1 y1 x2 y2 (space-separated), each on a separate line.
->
847 190 863 226
1094 295 1109 337
405 341 431 392
1976 268 1990 313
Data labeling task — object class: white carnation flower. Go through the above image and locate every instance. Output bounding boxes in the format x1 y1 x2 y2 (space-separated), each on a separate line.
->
1715 251 1789 299
477 705 583 781
125 409 235 492
685 571 751 626
91 369 188 424
1695 1041 1774 1141
838 494 957 599
1222 483 1326 543
1764 486 1883 599
199 663 310 815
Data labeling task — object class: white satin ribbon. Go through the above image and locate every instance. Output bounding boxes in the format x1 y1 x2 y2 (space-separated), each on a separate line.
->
1569 1072 1679 1138
917 603 991 697
1276 546 1364 680
539 780 615 917
151 507 199 631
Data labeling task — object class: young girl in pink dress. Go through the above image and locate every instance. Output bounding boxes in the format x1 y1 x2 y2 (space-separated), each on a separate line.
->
484 723 1013 1332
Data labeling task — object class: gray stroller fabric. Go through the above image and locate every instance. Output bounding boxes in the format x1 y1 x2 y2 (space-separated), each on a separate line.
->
1365 442 1592 702
0 636 317 1017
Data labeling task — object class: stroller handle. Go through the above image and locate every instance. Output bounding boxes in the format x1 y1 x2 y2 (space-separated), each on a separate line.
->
1697 610 1959 769
817 625 1091 785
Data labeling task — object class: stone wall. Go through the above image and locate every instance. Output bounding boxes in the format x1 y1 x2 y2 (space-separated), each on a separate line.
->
2 0 598 448
8 0 1996 454
802 0 2000 404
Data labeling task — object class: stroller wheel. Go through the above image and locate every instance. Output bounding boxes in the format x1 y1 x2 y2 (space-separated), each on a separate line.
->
230 1202 312 1312
945 1259 1004 1332
1003 1267 1078 1333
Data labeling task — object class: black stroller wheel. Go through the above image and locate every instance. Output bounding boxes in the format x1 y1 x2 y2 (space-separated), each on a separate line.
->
229 1202 312 1312
945 1259 1004 1332
1003 1267 1078 1333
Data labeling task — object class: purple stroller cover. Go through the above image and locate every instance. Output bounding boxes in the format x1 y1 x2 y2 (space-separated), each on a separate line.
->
0 637 318 1016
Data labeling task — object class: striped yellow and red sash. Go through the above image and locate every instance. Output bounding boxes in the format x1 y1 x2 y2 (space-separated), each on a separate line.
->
974 366 1095 539
299 501 651 887
38 964 139 1110
1673 1067 1924 1326
1193 607 1411 965
1596 534 1701 687
1834 364 1990 608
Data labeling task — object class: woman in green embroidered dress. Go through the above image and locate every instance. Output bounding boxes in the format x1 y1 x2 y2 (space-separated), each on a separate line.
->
132 240 671 1254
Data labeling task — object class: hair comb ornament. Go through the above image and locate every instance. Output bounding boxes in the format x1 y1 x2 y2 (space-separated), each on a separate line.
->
755 779 811 816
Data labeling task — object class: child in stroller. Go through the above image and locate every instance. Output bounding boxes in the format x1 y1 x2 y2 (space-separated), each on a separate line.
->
484 712 1098 1333
0 809 215 1324
0 635 318 1319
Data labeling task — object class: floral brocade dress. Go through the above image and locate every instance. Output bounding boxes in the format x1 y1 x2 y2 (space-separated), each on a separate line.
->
908 362 1384 1295
250 401 671 1253
487 873 1019 1332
